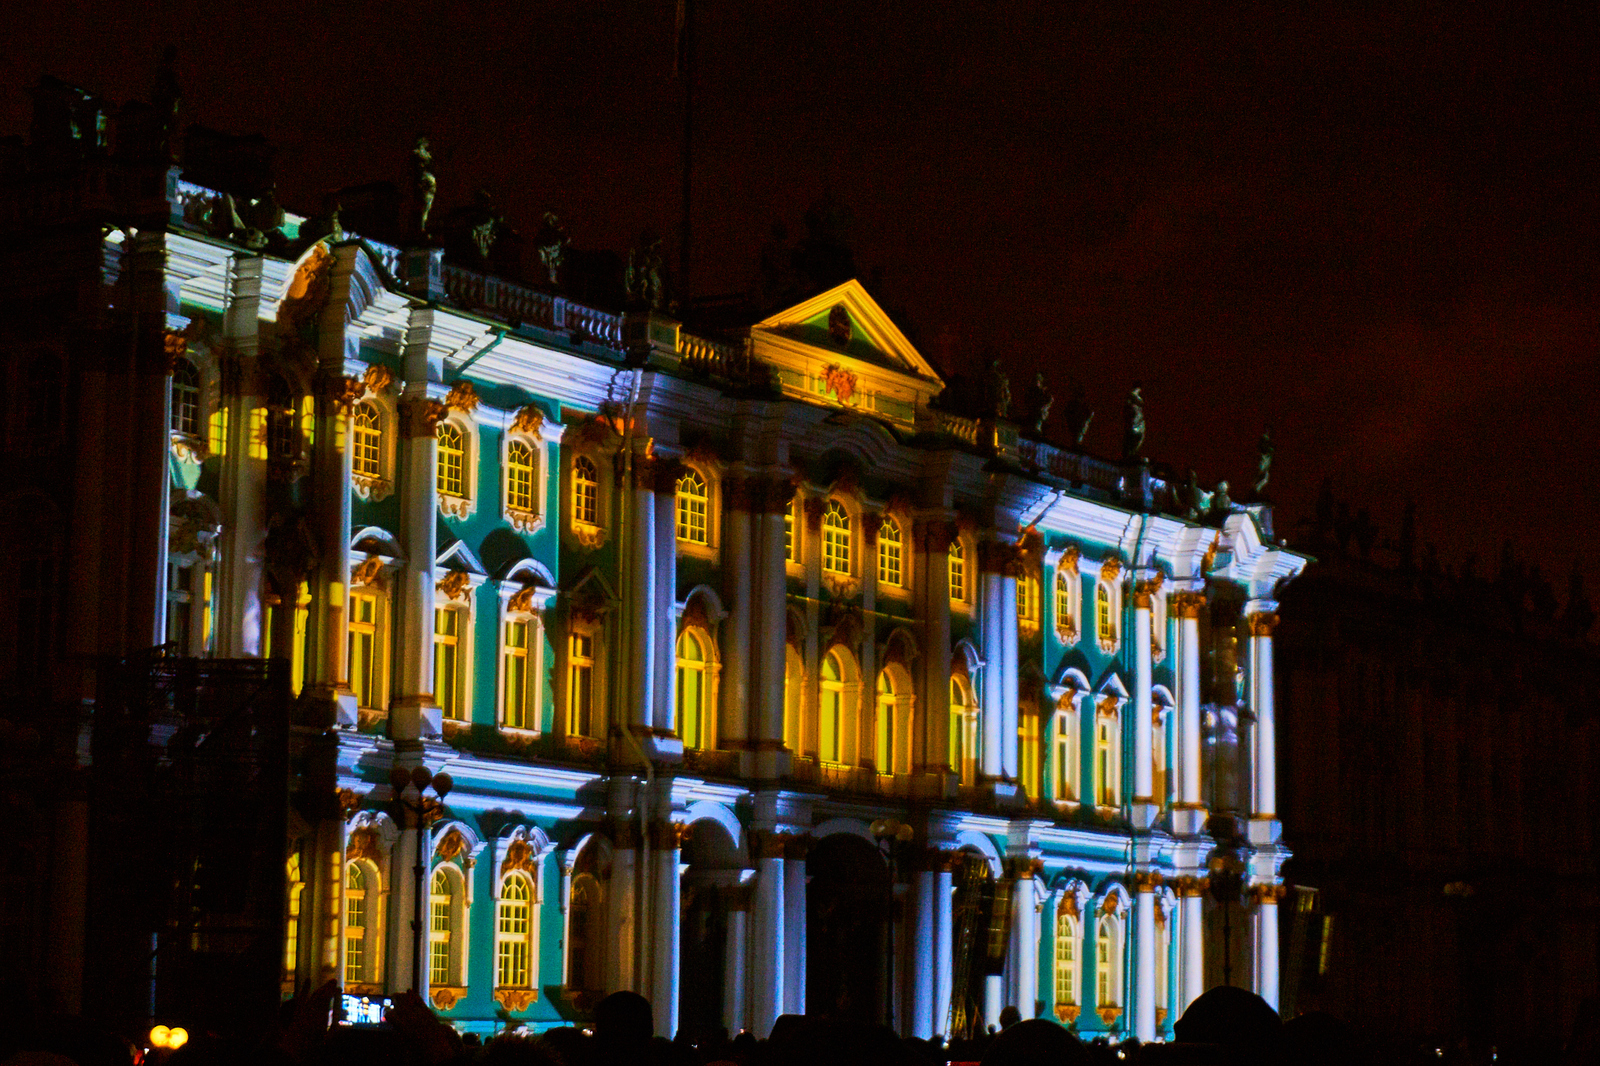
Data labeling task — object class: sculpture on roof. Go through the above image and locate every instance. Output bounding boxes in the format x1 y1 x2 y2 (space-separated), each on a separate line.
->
535 213 569 286
1253 424 1274 495
1122 383 1146 460
626 229 665 310
1209 479 1232 519
1026 372 1053 435
1063 380 1094 446
467 189 504 260
412 135 436 239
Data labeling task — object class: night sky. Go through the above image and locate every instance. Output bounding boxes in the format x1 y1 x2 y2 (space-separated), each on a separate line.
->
5 2 1594 596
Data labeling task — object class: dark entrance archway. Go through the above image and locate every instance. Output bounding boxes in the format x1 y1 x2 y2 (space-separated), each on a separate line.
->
680 819 741 1041
807 831 891 1025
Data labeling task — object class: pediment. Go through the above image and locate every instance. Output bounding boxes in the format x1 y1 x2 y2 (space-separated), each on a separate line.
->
754 279 942 384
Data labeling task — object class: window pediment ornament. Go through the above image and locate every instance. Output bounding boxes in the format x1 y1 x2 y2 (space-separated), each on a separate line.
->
437 570 472 603
823 363 858 404
434 827 475 869
511 404 544 436
1134 573 1165 608
1171 591 1207 618
1100 557 1123 583
444 380 480 414
501 834 540 878
352 555 387 590
361 364 395 396
346 825 380 864
401 397 449 438
507 584 543 614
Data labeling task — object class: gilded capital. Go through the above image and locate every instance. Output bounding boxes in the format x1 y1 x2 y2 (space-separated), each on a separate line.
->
1171 591 1207 618
1246 612 1280 637
1132 870 1164 892
1248 882 1288 905
400 397 448 437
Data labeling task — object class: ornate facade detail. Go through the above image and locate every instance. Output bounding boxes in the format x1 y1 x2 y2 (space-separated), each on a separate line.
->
1246 611 1279 637
1055 1003 1081 1024
320 373 366 413
361 364 395 396
822 363 857 404
445 380 480 413
400 397 448 438
1201 532 1222 573
351 555 385 590
1248 882 1288 905
507 585 541 614
1133 574 1165 608
1100 557 1123 583
434 827 474 867
437 570 471 602
346 825 380 863
1060 544 1080 575
493 988 538 1012
1131 870 1164 892
1171 591 1206 618
430 987 465 1010
501 835 538 877
511 404 545 436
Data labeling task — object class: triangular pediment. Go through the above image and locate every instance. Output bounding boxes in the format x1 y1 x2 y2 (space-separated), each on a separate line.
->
750 280 943 427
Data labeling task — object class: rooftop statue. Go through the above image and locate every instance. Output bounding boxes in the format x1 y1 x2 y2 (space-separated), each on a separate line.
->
626 229 665 311
412 135 436 239
1253 424 1274 495
988 359 1011 419
1025 372 1053 435
1122 383 1146 461
1063 380 1093 446
1210 479 1232 519
1181 468 1204 520
535 213 569 286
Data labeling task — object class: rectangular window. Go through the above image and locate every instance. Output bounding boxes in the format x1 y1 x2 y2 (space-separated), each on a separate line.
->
504 620 529 729
348 592 378 709
568 633 594 737
434 608 461 720
785 499 796 562
949 544 966 603
1020 711 1042 801
878 521 903 587
430 896 451 985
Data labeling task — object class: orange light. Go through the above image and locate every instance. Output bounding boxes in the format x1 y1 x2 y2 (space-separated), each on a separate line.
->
168 1028 189 1049
149 1025 171 1048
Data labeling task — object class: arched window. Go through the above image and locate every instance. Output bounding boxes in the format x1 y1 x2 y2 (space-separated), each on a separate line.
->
1097 913 1124 1012
822 502 851 575
949 675 974 784
437 423 465 497
948 541 967 603
1019 704 1042 800
434 606 465 721
875 671 898 773
1055 909 1080 1009
784 644 804 754
1153 708 1170 807
348 590 383 710
878 517 903 587
1053 697 1080 802
1096 582 1119 649
171 358 201 437
567 843 607 992
676 629 709 749
284 854 304 978
507 439 536 513
343 862 380 987
676 470 708 544
1055 568 1081 644
429 866 460 987
496 873 536 990
352 402 382 479
819 649 848 764
567 632 596 737
1096 704 1121 807
572 456 599 526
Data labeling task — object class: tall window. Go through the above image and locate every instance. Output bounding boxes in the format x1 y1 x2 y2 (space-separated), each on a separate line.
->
784 645 804 754
1018 574 1040 627
507 440 536 513
1053 700 1080 802
344 863 371 986
437 423 465 497
1097 914 1123 1010
784 498 797 562
1153 709 1170 807
267 374 297 464
949 541 967 602
950 676 975 784
429 867 454 986
1096 708 1121 807
875 671 896 773
878 517 903 587
284 855 304 977
1096 583 1118 648
819 649 846 764
1156 913 1171 1024
434 607 463 721
567 633 595 736
1055 910 1080 1007
676 630 709 749
572 456 599 526
822 502 851 575
496 874 534 989
503 619 531 729
676 470 708 544
348 592 379 709
171 358 200 437
1020 706 1042 800
352 402 381 478
1055 569 1081 643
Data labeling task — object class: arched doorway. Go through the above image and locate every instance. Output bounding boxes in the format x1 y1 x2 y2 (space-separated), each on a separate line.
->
807 832 891 1025
680 819 741 1041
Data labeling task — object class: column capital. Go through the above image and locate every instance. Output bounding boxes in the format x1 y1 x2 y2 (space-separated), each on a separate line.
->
1247 882 1287 906
752 829 808 861
1131 870 1164 893
648 820 693 850
1245 611 1279 637
1171 591 1207 618
1133 573 1165 608
317 371 367 413
1172 875 1210 898
399 396 448 437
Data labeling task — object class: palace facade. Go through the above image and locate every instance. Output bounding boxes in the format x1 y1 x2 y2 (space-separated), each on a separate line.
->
0 83 1304 1042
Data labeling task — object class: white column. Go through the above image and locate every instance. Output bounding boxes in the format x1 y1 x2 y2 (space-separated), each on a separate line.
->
1132 585 1154 804
654 472 679 736
394 390 440 742
215 254 265 658
783 851 807 1016
1000 571 1020 782
724 889 750 1033
722 477 752 749
934 861 954 1037
1179 599 1203 806
1134 880 1156 1042
980 554 1004 779
1249 613 1277 818
1181 886 1205 1013
1011 875 1038 1020
651 828 682 1038
983 974 1004 1031
752 482 792 775
752 837 786 1036
910 867 936 1036
918 519 953 779
1251 889 1280 1010
627 458 657 737
606 830 638 993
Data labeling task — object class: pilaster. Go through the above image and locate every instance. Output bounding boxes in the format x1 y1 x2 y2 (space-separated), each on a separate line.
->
214 254 266 657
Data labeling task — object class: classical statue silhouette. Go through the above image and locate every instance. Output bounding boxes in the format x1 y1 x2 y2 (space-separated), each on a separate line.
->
1122 383 1146 460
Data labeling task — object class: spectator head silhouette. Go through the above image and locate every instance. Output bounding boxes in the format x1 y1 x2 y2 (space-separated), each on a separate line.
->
978 1018 1090 1066
1173 987 1281 1064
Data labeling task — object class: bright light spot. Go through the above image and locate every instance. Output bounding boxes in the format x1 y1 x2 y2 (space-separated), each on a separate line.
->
168 1028 189 1049
149 1026 171 1048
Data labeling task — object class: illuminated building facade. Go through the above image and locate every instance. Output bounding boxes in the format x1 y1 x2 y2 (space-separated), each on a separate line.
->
0 81 1304 1040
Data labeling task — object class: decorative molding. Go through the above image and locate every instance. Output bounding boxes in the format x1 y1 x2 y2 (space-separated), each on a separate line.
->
1133 575 1164 608
1059 545 1080 575
445 380 480 413
1201 532 1222 573
1171 591 1207 618
1098 1005 1123 1027
1249 882 1288 905
434 828 475 868
1055 1003 1081 1024
1131 870 1164 892
822 363 858 404
437 571 471 602
351 555 386 590
430 987 465 1011
493 988 538 1012
511 404 545 436
502 836 538 877
346 826 380 863
362 364 395 396
1245 611 1279 637
1100 557 1123 583
400 397 448 438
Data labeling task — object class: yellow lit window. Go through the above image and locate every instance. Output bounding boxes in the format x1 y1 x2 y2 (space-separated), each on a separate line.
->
352 402 381 479
348 592 378 709
503 619 530 730
429 867 453 986
434 607 462 721
496 875 534 989
1096 712 1120 807
437 422 465 497
1056 570 1080 642
949 676 971 781
507 440 535 513
1018 573 1040 627
171 358 200 437
949 541 967 602
1097 916 1122 1009
785 498 797 562
572 456 599 526
676 470 708 544
1020 707 1042 800
878 517 903 587
344 863 368 985
1097 584 1117 647
1055 911 1079 1007
284 855 303 976
568 633 595 737
875 671 896 772
1054 703 1080 802
676 630 708 749
819 650 845 764
822 501 851 575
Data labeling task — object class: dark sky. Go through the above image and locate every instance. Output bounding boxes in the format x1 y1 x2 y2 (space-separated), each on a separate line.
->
5 2 1595 594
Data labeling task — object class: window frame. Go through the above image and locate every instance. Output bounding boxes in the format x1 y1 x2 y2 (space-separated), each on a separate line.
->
675 627 714 750
433 602 469 723
504 436 540 528
347 585 388 713
565 628 600 739
675 466 713 549
170 356 202 439
1096 912 1124 1014
1055 907 1081 1010
1095 699 1122 809
821 500 853 577
1053 694 1082 805
1096 578 1122 653
877 514 905 591
948 539 969 607
435 411 478 519
495 872 537 992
